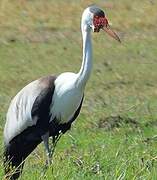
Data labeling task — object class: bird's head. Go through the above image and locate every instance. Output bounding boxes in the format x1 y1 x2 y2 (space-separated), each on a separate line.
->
82 5 121 42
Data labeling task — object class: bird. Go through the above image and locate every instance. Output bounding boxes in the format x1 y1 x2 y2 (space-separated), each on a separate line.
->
3 5 120 180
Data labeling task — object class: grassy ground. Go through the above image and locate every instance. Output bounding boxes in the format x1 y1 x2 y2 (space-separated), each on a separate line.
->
0 0 157 179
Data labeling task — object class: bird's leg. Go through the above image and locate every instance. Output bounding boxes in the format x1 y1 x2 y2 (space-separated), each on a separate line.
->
51 131 63 156
41 132 52 166
42 130 63 168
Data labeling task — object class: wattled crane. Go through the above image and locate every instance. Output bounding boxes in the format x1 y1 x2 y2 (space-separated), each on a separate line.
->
3 5 120 179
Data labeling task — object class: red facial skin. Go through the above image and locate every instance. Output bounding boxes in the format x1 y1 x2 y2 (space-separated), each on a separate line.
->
93 15 121 42
93 15 108 32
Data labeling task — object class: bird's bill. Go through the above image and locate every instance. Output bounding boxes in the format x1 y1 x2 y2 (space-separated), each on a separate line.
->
103 26 121 43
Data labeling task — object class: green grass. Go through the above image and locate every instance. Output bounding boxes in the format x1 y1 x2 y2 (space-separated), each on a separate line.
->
0 0 157 179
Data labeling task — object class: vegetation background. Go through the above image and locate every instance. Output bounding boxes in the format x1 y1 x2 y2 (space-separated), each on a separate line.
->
0 0 157 179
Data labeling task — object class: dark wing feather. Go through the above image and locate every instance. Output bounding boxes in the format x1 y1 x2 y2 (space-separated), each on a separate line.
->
31 75 57 136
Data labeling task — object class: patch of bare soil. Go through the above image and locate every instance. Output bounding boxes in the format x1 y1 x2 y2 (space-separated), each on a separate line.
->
98 115 140 130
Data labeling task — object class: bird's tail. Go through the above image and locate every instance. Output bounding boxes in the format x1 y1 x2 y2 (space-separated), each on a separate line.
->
3 130 41 180
3 143 25 180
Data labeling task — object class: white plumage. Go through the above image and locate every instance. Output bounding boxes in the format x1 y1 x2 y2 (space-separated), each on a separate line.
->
50 72 84 124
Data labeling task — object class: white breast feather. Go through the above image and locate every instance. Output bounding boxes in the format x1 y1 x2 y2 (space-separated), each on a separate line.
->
50 72 83 124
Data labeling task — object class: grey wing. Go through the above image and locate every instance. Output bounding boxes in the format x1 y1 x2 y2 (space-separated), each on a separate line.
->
4 75 57 144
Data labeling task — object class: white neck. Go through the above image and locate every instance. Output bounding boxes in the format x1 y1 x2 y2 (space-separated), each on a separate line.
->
76 22 92 89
